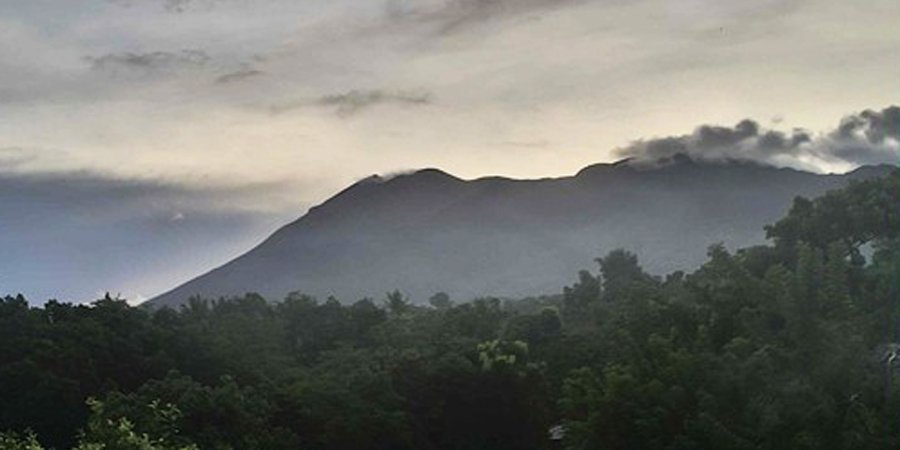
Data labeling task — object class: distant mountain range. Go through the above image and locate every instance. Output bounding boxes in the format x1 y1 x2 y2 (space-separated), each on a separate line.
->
149 156 895 308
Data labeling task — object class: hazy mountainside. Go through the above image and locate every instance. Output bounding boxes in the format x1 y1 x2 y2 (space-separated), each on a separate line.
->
150 156 894 307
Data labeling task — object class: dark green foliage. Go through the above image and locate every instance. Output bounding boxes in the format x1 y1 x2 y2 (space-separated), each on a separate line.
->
0 398 197 450
2 170 899 449
562 270 599 327
428 292 453 310
766 170 900 254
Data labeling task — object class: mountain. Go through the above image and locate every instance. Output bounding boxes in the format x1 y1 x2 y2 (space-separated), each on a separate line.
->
149 156 895 308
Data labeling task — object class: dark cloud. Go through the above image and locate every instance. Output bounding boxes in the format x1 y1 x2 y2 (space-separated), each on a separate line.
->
0 167 289 220
0 146 294 223
215 67 265 84
87 49 266 85
825 106 900 165
107 0 213 13
319 90 432 116
385 0 582 34
617 119 811 165
270 89 433 117
0 164 292 304
164 0 197 12
86 50 210 74
617 105 900 169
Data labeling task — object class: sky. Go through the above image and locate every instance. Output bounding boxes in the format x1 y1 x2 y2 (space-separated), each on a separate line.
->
1 0 899 303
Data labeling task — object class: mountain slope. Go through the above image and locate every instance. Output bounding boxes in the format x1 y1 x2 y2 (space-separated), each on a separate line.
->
149 157 895 307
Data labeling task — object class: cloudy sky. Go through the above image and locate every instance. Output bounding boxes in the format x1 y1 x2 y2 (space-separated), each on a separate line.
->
1 0 899 303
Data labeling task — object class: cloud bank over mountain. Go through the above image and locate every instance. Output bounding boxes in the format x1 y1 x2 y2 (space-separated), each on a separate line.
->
617 106 900 171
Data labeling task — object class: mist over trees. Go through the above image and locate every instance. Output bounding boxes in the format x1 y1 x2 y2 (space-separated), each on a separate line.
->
1 169 898 449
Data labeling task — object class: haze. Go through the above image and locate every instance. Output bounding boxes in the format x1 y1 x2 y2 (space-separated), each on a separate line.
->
1 0 899 302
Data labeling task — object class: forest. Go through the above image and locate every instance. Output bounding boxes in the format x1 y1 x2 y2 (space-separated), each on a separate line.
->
1 169 898 450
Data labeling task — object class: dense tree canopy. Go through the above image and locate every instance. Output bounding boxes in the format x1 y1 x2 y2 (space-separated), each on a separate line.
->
1 169 898 449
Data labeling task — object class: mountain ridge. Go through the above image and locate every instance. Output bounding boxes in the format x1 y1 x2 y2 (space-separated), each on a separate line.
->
149 156 896 308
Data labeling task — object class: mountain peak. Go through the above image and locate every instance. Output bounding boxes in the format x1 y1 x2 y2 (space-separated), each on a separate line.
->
356 174 384 184
385 168 462 184
413 167 457 178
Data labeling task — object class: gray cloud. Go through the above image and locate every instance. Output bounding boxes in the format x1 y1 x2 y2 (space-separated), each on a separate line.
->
87 47 267 89
270 89 433 117
0 168 290 220
0 146 295 218
319 90 432 116
215 67 265 84
616 105 899 169
824 106 900 165
0 162 294 303
164 0 197 12
385 0 582 34
108 0 214 13
86 49 211 75
617 119 811 164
